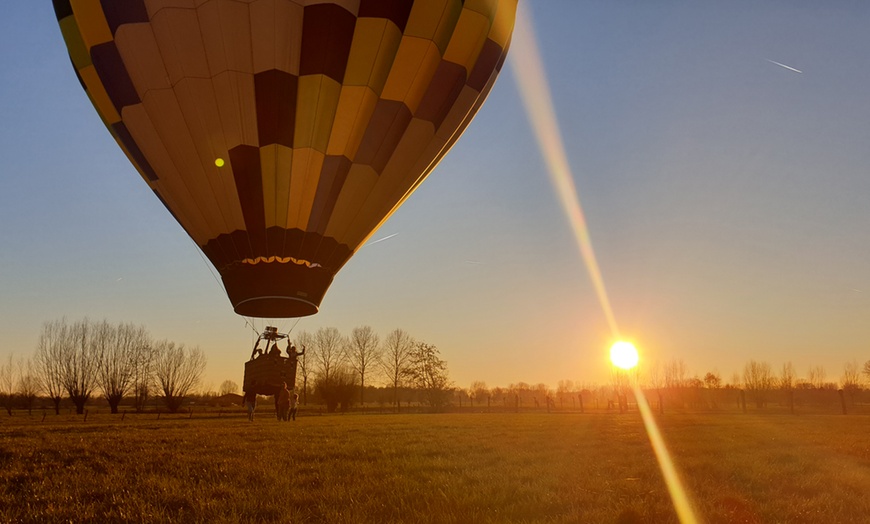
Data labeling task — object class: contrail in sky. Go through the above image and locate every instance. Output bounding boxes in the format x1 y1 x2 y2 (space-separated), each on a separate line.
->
765 59 802 73
363 232 398 248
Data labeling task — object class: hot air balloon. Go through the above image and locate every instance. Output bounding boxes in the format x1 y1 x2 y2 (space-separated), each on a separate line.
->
53 0 517 318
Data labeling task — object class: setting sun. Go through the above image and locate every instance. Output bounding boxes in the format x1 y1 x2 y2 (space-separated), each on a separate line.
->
610 341 639 370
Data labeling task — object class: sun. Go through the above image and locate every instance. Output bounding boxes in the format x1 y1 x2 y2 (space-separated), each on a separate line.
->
610 341 639 370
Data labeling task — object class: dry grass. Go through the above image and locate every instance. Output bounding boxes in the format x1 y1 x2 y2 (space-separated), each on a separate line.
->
1 410 869 523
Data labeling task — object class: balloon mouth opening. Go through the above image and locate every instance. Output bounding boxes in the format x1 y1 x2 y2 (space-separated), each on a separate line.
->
220 259 334 318
233 296 319 318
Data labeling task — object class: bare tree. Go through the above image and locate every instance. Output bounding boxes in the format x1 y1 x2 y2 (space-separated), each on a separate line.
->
779 362 795 390
743 360 773 408
59 319 101 415
381 328 414 411
664 359 688 390
702 371 721 408
646 360 665 413
346 326 381 405
34 319 67 414
131 340 156 413
663 358 688 407
153 341 207 412
17 358 41 414
219 380 239 396
0 355 15 415
863 360 870 382
312 327 346 384
729 372 742 389
471 380 490 405
807 365 827 389
841 360 862 401
96 322 148 413
295 330 314 404
407 342 451 409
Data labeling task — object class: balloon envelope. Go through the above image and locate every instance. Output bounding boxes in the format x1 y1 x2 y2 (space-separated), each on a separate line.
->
54 0 516 317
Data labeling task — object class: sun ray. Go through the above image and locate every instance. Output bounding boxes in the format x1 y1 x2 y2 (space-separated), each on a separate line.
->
509 2 619 340
510 5 700 523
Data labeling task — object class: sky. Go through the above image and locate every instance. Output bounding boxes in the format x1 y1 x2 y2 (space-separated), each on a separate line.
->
2 1 870 392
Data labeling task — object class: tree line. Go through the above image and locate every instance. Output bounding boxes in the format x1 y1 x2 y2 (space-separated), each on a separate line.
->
0 318 206 415
446 358 870 414
5 318 868 416
282 326 451 412
0 321 453 415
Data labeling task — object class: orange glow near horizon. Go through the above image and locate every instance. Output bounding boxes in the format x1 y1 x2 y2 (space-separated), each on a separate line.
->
510 6 699 523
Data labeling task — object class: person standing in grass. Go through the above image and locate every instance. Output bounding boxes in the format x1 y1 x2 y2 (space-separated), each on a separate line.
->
289 392 299 421
276 383 291 421
243 390 257 422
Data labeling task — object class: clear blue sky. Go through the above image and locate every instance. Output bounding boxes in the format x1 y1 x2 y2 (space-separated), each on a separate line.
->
2 2 869 391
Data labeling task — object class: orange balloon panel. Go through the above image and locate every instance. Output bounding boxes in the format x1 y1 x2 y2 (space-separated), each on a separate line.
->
54 0 517 318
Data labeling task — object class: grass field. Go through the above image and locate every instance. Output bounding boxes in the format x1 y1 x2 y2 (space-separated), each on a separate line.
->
1 409 869 523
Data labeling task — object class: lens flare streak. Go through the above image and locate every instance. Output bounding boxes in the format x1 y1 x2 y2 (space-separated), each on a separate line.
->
509 2 619 339
634 385 700 524
510 5 700 523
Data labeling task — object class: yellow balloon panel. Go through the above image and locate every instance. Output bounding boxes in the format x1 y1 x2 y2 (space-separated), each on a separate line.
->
294 74 342 151
443 8 491 75
326 85 378 159
344 18 403 92
380 36 442 112
405 0 463 54
69 0 113 52
260 144 294 229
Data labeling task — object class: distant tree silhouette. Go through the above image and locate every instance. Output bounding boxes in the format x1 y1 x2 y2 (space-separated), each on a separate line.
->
381 328 414 412
45 318 101 415
315 367 357 413
407 342 451 409
295 330 314 404
347 326 381 406
311 327 346 384
219 379 239 396
95 322 149 414
0 355 15 415
16 358 40 414
153 341 206 413
743 360 774 408
34 319 66 414
841 360 862 403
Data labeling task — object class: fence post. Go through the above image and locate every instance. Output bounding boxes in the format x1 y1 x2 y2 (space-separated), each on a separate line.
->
838 389 847 415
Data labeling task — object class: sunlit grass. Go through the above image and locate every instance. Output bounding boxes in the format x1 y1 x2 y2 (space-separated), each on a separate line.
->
2 412 870 523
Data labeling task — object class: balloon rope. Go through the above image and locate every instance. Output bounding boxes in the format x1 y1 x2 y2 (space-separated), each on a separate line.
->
286 318 301 336
189 238 226 294
244 317 260 336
